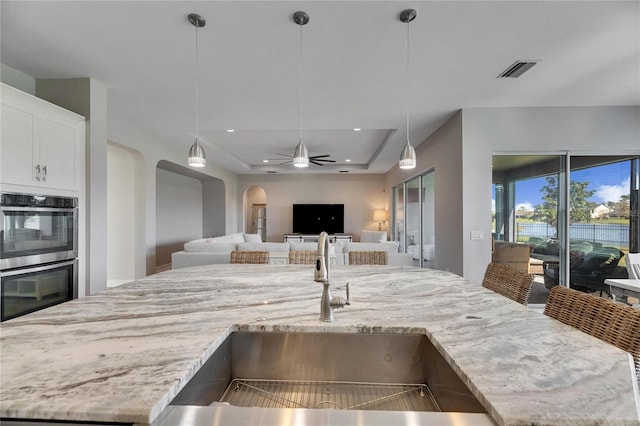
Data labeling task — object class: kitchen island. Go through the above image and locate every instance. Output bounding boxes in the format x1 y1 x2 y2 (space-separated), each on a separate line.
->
1 264 639 425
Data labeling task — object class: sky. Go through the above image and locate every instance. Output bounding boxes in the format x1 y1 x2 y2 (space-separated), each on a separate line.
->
493 160 635 213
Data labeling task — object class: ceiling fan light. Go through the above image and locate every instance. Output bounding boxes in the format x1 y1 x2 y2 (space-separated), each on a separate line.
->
293 139 309 167
399 142 416 169
188 139 206 167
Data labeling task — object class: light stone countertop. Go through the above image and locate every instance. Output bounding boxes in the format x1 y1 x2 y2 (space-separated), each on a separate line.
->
1 264 639 425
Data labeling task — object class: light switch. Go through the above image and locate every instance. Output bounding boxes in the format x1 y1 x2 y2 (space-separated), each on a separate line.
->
470 231 484 240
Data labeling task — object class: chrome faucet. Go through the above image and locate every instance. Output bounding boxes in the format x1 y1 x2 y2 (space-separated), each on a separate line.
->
315 231 350 322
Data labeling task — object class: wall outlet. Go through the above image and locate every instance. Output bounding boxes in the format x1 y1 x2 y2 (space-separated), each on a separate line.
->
470 231 484 240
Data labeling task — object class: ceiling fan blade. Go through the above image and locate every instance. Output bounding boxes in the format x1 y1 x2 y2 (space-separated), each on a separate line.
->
313 159 336 163
310 160 325 166
275 153 293 158
310 154 331 159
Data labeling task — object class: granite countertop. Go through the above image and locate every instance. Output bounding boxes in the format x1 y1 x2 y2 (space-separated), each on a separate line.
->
1 265 639 425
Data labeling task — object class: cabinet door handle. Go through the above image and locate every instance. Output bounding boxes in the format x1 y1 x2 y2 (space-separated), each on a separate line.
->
35 164 41 181
42 165 47 182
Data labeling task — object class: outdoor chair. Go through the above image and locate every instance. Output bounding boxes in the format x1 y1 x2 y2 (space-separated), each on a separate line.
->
348 251 388 265
482 262 533 305
230 250 269 264
626 252 640 279
288 250 316 264
543 246 625 297
544 285 640 380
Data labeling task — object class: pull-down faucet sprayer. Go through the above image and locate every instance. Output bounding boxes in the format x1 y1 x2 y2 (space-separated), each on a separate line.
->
315 231 349 322
315 231 330 284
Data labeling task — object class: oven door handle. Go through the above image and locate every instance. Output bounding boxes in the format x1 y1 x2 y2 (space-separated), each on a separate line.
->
1 260 77 278
1 207 77 213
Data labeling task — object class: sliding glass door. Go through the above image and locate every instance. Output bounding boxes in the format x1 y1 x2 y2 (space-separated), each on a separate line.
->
567 157 639 298
392 170 435 268
492 154 639 305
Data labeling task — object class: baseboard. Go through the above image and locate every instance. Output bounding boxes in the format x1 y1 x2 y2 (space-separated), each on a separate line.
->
155 263 172 273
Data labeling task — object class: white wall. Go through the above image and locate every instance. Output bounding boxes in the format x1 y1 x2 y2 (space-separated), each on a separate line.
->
237 174 387 242
202 179 226 238
461 106 640 284
155 168 203 268
107 143 137 285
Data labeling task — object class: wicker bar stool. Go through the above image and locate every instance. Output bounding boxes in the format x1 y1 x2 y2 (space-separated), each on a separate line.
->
230 250 269 264
288 250 317 265
348 251 388 265
482 262 533 305
544 285 640 379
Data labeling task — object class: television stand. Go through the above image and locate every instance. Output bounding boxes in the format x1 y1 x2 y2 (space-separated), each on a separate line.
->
283 234 352 244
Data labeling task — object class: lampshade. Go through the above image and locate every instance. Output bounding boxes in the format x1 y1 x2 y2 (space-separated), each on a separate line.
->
292 138 309 167
399 141 416 169
373 210 387 222
188 139 206 167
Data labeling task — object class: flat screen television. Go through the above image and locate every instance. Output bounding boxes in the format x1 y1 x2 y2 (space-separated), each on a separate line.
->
292 204 344 234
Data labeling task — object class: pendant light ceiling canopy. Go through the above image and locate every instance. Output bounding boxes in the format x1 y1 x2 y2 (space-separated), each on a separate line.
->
399 9 417 170
187 13 206 168
292 11 310 168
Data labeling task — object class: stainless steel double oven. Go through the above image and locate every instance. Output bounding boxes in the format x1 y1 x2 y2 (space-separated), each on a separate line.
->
1 193 78 321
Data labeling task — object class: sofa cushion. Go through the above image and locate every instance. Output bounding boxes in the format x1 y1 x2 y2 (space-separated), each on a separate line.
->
184 241 238 253
360 230 387 243
343 241 399 254
243 233 263 243
211 232 245 243
238 242 290 252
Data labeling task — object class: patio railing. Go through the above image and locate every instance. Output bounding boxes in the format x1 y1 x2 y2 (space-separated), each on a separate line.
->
516 222 629 245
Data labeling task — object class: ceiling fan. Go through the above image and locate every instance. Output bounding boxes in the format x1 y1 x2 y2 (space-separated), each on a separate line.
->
270 153 336 166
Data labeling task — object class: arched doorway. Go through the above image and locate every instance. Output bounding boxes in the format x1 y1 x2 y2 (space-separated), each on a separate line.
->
244 186 267 241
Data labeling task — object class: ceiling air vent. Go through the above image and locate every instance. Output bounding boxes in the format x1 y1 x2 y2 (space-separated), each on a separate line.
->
497 60 539 78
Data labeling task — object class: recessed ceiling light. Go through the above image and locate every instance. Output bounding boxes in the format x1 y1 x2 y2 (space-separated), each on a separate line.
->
353 128 361 131
263 159 269 163
226 129 235 133
345 159 352 162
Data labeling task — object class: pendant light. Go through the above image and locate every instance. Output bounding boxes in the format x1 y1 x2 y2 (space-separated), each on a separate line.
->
187 13 206 167
292 11 310 168
398 9 417 170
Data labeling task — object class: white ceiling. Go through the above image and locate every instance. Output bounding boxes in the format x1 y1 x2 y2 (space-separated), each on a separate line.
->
1 1 638 175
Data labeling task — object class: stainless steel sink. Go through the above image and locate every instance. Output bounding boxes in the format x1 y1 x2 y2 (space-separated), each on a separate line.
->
155 332 493 426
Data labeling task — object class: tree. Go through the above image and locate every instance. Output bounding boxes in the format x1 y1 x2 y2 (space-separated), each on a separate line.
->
608 195 630 219
531 175 595 227
620 194 631 218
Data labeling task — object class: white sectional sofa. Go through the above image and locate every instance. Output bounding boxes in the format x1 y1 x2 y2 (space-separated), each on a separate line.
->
171 233 287 269
171 232 413 269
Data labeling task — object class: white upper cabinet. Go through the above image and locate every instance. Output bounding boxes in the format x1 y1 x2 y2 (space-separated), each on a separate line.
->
1 83 84 193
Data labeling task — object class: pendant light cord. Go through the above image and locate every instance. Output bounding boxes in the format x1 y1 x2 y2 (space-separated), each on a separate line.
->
405 18 410 145
195 20 200 143
299 21 304 141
